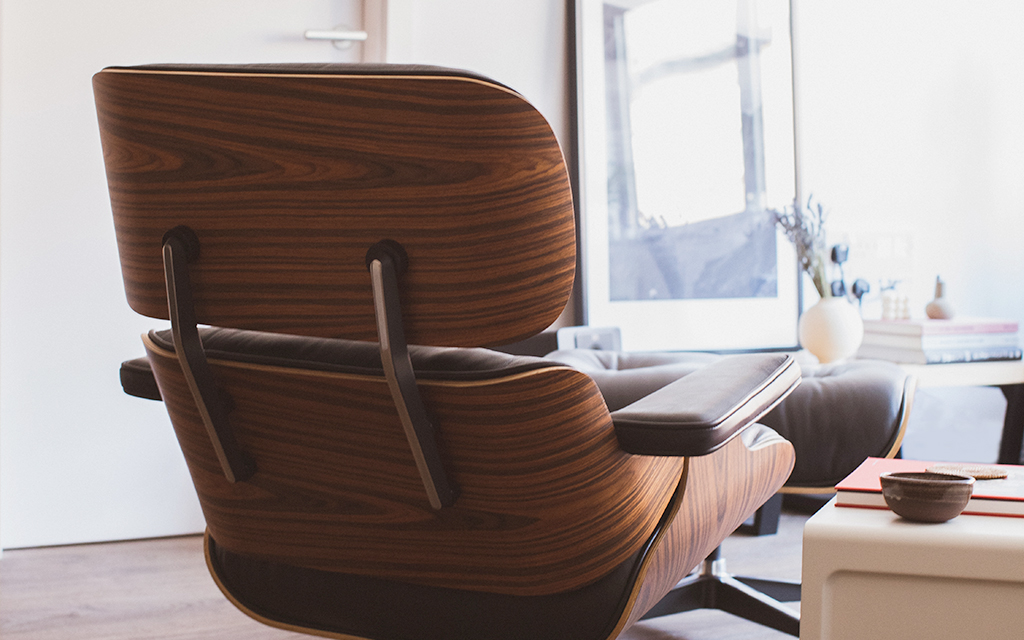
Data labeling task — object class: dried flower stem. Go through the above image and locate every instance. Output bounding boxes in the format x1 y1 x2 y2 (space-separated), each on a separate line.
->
772 196 832 299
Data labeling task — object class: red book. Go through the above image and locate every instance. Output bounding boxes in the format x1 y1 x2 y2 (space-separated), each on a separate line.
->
835 457 1024 518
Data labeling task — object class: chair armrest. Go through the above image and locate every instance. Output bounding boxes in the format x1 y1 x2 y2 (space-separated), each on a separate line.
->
610 354 800 457
120 357 162 400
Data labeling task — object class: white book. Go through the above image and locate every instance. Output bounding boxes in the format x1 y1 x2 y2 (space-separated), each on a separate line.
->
863 317 1019 336
857 344 1023 364
861 331 1020 350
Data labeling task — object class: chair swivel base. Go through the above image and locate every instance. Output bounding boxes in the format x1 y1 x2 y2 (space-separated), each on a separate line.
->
740 492 783 536
641 546 800 636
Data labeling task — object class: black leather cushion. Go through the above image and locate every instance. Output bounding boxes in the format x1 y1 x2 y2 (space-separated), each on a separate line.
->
120 356 162 400
207 532 648 640
550 349 910 489
149 327 556 381
609 354 799 457
544 350 721 412
122 328 562 400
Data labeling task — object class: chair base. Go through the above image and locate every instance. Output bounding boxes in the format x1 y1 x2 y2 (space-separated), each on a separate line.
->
641 547 800 636
739 492 783 536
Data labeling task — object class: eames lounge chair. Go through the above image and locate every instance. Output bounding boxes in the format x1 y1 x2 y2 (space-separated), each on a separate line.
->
96 63 801 640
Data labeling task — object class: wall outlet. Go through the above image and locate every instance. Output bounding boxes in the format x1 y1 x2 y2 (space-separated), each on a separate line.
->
556 326 622 351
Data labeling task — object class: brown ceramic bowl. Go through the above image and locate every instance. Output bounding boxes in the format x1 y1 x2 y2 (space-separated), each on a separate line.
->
879 471 975 522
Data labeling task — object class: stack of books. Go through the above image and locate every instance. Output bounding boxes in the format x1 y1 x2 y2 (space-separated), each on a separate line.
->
835 457 1024 518
857 317 1022 364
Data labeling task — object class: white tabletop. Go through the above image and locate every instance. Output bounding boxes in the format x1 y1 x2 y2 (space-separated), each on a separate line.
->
896 359 1024 388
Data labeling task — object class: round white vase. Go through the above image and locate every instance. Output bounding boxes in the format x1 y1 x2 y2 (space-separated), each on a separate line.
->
799 297 864 363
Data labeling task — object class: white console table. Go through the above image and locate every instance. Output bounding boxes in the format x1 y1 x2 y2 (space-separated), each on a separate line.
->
801 499 1024 640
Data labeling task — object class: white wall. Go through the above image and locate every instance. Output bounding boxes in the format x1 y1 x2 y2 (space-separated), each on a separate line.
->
384 0 571 164
794 0 1024 324
0 0 363 549
0 0 568 550
793 0 1024 463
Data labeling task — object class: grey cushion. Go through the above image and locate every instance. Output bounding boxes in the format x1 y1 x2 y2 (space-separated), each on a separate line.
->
760 359 911 487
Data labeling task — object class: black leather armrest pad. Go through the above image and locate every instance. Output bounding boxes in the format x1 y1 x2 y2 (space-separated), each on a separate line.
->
120 357 162 401
611 354 800 456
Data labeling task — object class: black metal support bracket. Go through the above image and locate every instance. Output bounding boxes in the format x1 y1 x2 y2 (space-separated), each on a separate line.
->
999 383 1024 465
163 226 255 483
740 492 783 536
642 546 800 636
366 240 457 509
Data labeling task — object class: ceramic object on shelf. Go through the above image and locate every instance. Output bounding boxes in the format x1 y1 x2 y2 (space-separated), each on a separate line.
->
880 471 974 523
798 297 864 363
925 276 955 319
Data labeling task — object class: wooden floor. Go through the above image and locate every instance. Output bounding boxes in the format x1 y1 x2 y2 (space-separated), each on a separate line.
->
0 510 808 640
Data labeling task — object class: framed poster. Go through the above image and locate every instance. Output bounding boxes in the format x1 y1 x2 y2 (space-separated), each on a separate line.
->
574 0 801 351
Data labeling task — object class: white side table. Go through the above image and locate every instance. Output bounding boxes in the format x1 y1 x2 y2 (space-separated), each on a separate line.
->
801 498 1024 639
873 358 1024 464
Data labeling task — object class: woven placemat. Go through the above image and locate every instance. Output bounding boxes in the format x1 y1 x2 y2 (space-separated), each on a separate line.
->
926 463 1009 480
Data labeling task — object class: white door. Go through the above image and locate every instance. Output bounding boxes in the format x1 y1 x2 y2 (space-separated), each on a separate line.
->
0 0 379 549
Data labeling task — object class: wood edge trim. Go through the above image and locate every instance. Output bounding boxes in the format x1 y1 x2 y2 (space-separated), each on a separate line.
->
204 531 367 640
779 485 836 495
96 67 526 101
883 374 917 459
141 332 579 389
600 460 690 640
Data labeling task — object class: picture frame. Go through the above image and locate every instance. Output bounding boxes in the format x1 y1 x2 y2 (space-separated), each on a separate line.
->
573 0 801 352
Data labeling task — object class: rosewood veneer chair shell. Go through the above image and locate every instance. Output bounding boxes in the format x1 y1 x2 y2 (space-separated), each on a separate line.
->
97 64 798 640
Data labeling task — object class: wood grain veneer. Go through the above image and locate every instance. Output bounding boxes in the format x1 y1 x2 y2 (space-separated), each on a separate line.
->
144 334 685 596
609 425 795 634
94 67 575 347
98 65 800 638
